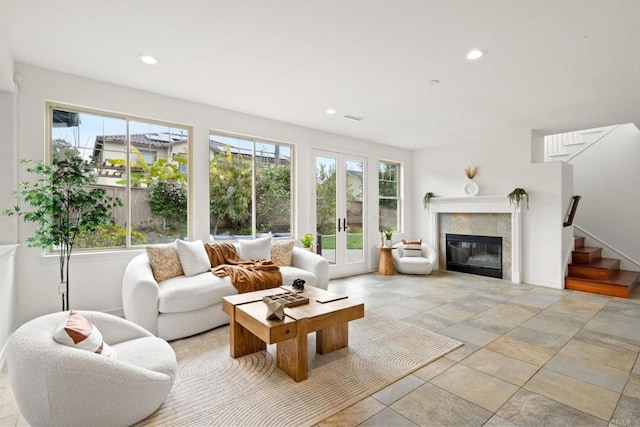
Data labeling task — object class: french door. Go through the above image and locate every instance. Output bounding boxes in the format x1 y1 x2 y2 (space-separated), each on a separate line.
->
313 150 368 277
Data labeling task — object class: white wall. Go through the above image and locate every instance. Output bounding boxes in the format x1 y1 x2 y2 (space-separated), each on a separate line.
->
410 130 569 288
0 0 15 92
569 123 640 270
10 64 412 326
0 91 16 242
0 244 18 365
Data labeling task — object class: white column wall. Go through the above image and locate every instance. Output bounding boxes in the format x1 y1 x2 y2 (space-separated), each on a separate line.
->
410 130 569 288
11 63 412 326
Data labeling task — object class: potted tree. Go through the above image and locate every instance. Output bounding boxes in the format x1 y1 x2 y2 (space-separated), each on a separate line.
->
3 152 121 311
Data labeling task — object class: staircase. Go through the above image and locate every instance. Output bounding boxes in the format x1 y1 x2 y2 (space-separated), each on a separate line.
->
565 237 639 298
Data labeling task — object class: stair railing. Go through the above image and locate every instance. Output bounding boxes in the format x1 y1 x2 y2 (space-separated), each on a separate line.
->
563 195 581 227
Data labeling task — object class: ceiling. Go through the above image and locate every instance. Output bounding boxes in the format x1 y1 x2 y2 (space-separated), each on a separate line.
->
2 0 639 149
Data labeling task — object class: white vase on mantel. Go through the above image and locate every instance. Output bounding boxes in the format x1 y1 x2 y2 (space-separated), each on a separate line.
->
463 179 480 196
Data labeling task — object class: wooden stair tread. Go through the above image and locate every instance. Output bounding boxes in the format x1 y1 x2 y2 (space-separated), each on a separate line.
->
567 270 639 287
566 271 639 298
569 258 619 270
574 237 585 249
573 247 602 255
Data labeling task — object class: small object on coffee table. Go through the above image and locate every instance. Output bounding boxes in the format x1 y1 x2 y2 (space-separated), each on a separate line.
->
263 292 309 308
265 301 285 320
292 278 305 291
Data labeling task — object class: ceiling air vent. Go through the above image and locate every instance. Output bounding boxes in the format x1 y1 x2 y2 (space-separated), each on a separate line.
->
343 114 365 121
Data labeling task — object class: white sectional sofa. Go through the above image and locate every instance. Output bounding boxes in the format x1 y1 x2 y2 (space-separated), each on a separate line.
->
122 244 329 341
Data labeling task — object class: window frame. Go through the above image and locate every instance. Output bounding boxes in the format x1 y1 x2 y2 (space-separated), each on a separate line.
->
378 159 402 232
209 129 296 240
46 101 193 252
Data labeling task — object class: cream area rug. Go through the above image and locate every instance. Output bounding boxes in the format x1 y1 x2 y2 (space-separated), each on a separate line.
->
139 312 462 426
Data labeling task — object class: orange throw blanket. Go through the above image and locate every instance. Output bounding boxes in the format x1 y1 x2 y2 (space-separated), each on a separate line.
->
204 242 282 294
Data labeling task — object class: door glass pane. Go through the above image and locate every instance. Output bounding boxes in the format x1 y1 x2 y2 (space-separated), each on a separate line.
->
316 156 336 264
346 160 364 263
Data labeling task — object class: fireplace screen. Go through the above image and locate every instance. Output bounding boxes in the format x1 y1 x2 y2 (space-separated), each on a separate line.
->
446 234 503 279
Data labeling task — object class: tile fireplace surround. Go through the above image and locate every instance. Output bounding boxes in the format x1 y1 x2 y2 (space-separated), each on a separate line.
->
428 196 522 284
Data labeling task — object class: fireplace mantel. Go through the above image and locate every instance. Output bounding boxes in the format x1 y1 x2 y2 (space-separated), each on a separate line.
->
428 195 522 284
429 196 513 213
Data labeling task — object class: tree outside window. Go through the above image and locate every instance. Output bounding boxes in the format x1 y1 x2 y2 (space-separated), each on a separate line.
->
209 132 293 239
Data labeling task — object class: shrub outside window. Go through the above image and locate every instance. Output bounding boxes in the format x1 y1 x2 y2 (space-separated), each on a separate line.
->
209 131 293 240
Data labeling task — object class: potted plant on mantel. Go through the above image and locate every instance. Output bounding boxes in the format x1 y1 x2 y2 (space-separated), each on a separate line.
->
423 192 435 211
507 188 529 210
3 153 121 311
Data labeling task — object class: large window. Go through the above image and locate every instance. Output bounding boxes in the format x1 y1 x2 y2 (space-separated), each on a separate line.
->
209 131 293 239
48 103 190 249
378 161 400 232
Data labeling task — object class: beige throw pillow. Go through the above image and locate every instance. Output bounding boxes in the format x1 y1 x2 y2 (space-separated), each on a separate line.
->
146 241 184 282
271 240 294 266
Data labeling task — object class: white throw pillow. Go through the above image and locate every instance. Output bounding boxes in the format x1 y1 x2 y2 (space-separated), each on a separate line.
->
176 239 211 276
239 236 272 260
53 311 115 358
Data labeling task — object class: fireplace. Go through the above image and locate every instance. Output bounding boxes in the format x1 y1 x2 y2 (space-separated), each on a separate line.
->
446 234 503 279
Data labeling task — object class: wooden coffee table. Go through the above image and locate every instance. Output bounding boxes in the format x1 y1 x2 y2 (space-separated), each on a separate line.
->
222 286 364 382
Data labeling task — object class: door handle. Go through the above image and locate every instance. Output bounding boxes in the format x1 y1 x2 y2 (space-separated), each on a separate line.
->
337 219 342 232
343 218 347 232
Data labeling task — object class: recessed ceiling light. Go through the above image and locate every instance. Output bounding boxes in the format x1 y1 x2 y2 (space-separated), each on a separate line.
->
466 49 485 60
325 108 337 115
139 55 159 65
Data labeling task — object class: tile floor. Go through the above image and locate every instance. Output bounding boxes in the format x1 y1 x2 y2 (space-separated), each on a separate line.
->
1 271 639 426
317 271 640 426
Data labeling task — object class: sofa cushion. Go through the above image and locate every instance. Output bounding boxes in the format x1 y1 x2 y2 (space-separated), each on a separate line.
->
280 266 318 287
158 273 237 313
176 239 211 276
146 241 184 282
271 240 294 266
238 236 271 260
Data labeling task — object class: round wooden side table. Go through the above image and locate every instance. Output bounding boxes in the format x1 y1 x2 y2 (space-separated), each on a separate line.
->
377 246 395 275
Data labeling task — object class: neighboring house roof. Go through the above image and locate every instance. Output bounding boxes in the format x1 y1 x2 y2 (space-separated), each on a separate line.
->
93 132 188 162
